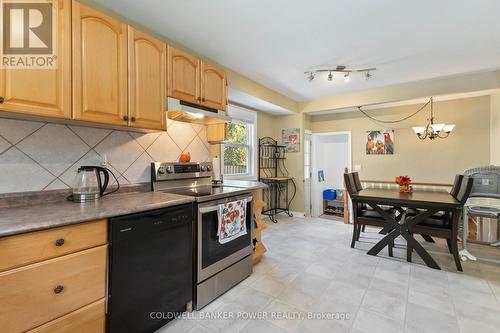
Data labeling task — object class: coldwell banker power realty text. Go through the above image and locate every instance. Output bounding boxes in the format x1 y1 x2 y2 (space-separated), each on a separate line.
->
1 0 57 69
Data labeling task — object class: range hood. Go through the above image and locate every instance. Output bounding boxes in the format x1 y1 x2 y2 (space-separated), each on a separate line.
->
167 97 231 124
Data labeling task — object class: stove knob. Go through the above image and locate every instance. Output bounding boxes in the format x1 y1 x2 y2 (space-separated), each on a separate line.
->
201 165 207 171
206 165 212 171
166 165 174 173
158 166 166 174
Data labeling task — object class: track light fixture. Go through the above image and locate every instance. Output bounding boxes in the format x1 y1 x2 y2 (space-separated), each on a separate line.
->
305 65 376 83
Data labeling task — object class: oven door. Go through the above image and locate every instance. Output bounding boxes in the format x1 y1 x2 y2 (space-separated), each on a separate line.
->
197 194 253 283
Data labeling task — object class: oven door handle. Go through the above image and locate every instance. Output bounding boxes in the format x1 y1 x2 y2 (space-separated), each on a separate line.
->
199 205 221 213
198 196 253 214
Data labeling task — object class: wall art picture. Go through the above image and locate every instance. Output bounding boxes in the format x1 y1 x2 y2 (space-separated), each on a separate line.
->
366 130 394 155
282 128 300 152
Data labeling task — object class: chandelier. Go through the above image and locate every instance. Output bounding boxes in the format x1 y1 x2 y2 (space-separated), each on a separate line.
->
304 65 376 82
412 97 455 140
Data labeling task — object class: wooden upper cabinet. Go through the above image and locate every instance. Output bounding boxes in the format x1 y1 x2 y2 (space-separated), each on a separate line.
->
168 47 200 104
72 1 128 126
201 62 227 111
128 27 166 130
0 0 71 119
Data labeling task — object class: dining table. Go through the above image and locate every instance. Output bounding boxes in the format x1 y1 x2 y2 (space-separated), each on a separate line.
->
350 188 462 270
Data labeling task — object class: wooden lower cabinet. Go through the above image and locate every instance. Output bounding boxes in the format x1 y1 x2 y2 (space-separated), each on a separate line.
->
0 245 106 333
0 219 107 272
252 189 267 264
28 299 105 333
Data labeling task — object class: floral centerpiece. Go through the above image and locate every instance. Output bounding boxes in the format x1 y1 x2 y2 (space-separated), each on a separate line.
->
395 175 412 193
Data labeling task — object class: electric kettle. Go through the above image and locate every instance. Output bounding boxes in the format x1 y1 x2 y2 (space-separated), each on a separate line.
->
71 166 113 203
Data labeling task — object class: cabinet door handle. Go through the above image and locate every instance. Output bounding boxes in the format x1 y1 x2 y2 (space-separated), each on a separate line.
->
202 97 206 102
123 115 129 121
55 238 65 247
131 117 136 122
0 96 4 104
197 97 201 102
53 285 64 294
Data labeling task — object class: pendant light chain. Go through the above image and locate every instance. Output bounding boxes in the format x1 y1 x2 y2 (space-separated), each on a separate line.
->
357 99 431 124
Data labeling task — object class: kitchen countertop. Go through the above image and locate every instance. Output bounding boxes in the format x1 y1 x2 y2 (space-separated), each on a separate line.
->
0 192 194 237
220 180 268 189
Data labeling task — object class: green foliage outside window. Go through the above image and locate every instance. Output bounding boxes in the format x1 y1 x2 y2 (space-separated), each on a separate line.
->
224 122 249 174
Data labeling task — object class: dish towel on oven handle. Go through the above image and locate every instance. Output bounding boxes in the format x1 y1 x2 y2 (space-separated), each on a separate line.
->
218 199 247 244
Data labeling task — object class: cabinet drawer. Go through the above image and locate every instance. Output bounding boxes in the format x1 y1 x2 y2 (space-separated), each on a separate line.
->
0 219 107 272
27 299 105 333
0 246 107 333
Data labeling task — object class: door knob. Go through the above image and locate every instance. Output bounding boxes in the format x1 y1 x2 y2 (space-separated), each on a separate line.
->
0 96 4 104
131 117 136 122
123 115 129 121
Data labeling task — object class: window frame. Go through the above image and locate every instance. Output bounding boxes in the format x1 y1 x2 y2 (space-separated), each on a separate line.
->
222 105 257 179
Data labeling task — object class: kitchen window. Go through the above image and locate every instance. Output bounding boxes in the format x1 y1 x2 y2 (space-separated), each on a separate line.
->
223 105 256 178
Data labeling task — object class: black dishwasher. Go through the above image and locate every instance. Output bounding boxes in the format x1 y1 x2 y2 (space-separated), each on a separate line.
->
107 203 193 333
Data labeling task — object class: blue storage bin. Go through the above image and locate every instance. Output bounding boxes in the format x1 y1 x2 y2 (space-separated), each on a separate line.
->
323 189 337 200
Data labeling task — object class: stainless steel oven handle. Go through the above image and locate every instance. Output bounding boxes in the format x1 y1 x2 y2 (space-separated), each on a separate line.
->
198 196 253 213
199 205 221 213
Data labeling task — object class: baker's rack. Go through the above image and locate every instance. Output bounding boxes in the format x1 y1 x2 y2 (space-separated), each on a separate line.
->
258 137 295 223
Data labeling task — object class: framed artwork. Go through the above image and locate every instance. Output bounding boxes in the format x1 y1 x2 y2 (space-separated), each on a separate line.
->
282 128 300 152
318 170 325 182
366 130 394 155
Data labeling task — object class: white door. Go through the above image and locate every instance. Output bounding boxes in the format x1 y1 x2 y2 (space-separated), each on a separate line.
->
304 131 312 217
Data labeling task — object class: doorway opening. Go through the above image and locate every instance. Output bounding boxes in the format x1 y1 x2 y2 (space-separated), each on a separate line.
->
311 132 351 218
304 130 312 217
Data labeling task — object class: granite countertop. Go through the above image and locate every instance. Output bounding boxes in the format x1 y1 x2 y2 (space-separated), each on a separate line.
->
0 192 194 237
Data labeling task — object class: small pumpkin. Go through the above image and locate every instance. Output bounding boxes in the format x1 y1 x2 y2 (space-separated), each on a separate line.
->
179 152 191 163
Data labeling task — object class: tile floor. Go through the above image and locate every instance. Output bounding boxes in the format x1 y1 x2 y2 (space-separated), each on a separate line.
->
158 215 500 333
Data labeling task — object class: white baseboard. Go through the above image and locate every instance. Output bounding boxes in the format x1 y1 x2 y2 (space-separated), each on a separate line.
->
289 211 306 217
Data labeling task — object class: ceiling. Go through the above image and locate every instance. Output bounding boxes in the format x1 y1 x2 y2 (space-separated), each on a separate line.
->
228 89 293 115
93 0 500 102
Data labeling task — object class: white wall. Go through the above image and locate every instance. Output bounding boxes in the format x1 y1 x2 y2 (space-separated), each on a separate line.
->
491 93 500 165
312 133 350 216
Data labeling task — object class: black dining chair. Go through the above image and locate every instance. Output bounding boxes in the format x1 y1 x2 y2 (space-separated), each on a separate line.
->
345 172 396 255
406 174 464 243
407 176 474 271
407 174 463 218
352 172 363 192
354 172 396 234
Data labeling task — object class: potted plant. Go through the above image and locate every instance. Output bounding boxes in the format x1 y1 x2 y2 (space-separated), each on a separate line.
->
395 175 412 193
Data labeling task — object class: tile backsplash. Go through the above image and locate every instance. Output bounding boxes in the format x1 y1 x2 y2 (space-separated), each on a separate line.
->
0 118 210 194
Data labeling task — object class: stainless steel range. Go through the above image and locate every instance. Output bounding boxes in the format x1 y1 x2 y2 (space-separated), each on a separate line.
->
151 162 253 310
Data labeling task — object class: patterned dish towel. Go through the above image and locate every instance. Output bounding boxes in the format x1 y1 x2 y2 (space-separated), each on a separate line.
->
218 199 247 244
